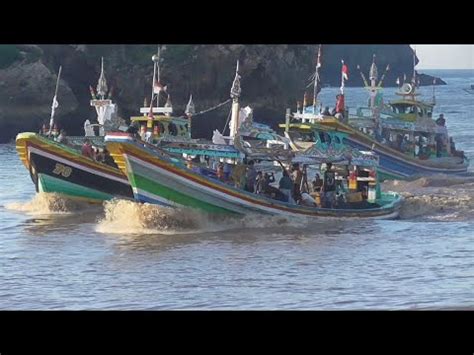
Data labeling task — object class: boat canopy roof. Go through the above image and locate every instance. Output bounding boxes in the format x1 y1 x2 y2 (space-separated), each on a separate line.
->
389 99 434 109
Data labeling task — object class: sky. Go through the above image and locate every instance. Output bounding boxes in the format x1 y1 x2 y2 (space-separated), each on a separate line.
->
412 45 474 69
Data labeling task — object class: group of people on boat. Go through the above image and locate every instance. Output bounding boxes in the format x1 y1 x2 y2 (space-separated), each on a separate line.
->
81 139 117 168
185 155 359 209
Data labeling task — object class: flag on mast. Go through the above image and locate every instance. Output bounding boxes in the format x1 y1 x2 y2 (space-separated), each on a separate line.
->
340 60 349 94
341 61 349 81
49 94 59 129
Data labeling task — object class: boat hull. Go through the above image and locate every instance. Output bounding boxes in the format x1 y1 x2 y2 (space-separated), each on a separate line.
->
318 118 469 180
16 132 133 203
106 133 403 219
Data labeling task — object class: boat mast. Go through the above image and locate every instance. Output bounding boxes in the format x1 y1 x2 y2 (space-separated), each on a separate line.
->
313 44 322 114
96 57 108 100
229 61 241 142
412 46 417 87
185 94 195 138
369 54 378 110
151 45 161 108
48 66 62 137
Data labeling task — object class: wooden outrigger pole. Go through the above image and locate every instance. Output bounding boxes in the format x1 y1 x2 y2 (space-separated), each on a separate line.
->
48 66 62 137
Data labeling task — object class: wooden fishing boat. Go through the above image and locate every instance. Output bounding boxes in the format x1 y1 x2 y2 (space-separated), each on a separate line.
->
15 47 233 203
105 63 402 219
16 60 134 203
283 49 469 180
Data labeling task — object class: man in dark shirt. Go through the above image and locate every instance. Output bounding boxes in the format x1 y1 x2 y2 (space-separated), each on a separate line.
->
321 162 336 208
435 114 446 126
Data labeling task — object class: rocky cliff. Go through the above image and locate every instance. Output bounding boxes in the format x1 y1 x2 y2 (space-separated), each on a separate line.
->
0 44 445 142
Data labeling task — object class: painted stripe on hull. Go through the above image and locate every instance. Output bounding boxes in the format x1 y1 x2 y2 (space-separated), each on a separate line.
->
315 119 468 178
345 137 468 178
126 155 264 215
26 145 133 201
38 173 113 202
28 146 129 184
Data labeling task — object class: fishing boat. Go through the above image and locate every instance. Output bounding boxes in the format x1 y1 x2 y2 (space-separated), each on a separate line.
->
15 46 238 203
283 47 469 180
16 60 134 203
105 63 402 219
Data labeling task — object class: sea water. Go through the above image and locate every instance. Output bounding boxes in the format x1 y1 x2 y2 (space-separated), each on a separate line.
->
0 69 473 309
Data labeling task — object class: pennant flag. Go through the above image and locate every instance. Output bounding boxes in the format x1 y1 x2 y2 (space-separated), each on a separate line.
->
52 95 59 110
185 94 196 116
341 61 349 80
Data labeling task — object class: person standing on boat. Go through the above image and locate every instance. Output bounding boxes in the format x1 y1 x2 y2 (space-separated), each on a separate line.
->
321 162 336 208
217 162 225 181
322 106 331 116
56 129 68 144
255 172 264 194
245 161 258 193
223 162 232 181
311 173 323 192
333 94 345 119
291 163 303 203
81 139 94 159
435 114 446 127
231 162 247 189
279 169 294 203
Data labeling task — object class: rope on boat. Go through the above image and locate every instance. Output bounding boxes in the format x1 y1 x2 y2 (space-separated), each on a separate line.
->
176 99 232 119
222 108 232 134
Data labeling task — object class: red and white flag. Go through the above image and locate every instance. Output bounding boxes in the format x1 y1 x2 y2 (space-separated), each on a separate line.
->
341 61 349 80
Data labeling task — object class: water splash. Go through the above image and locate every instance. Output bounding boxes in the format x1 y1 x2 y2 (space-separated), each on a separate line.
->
95 199 306 235
4 192 91 215
383 175 474 221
